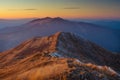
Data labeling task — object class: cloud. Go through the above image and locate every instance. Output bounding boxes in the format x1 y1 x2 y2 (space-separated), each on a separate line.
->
63 7 80 9
24 9 37 11
8 8 37 11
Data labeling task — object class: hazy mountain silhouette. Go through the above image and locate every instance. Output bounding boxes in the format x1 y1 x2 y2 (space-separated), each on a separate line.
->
0 18 35 29
0 17 119 52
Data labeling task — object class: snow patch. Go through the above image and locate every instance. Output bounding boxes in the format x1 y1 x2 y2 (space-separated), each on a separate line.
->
96 66 118 75
75 59 82 63
50 52 63 58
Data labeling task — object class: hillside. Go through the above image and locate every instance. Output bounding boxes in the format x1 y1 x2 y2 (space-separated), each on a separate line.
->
0 32 120 80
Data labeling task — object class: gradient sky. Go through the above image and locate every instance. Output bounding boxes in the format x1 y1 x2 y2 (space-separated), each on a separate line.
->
0 0 120 19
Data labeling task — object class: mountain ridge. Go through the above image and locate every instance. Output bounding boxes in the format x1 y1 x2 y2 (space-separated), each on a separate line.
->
29 17 65 23
0 32 120 80
0 32 120 70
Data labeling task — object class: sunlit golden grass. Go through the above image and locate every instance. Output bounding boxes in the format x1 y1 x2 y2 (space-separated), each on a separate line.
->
14 62 68 80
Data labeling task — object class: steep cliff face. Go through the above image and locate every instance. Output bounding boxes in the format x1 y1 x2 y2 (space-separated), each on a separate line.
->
0 32 120 80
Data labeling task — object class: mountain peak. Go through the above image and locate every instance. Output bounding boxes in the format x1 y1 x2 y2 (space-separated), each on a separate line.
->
54 17 64 20
28 17 65 24
44 17 52 19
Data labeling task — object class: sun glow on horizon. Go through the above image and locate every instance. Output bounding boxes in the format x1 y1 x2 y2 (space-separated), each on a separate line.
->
0 0 120 19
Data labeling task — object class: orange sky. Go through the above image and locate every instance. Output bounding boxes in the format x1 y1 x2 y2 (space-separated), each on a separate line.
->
0 0 120 19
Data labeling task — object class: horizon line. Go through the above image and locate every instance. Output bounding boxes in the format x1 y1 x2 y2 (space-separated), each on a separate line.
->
0 17 120 20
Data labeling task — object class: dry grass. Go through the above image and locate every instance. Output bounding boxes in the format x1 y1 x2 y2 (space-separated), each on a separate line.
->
0 57 119 80
85 63 117 76
8 60 69 80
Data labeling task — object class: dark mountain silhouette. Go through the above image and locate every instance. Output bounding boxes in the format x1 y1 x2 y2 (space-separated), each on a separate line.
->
0 32 120 80
0 17 119 52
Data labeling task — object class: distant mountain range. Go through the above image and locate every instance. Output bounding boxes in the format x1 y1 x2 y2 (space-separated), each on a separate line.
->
0 17 119 52
0 32 119 80
71 19 120 29
90 20 120 30
0 18 35 29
